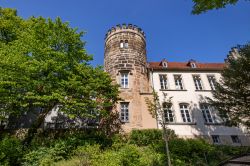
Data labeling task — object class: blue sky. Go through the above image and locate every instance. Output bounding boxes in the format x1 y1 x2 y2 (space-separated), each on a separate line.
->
1 0 250 66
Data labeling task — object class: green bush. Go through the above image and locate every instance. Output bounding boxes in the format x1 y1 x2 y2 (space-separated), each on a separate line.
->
23 140 70 166
129 129 176 146
0 135 23 166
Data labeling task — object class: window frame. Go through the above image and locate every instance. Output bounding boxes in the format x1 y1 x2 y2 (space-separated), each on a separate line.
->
120 40 124 48
179 103 192 123
207 75 216 90
193 75 203 90
200 104 214 123
124 40 128 48
231 135 240 144
120 72 129 88
120 102 129 123
174 75 184 90
159 74 168 90
163 102 174 123
212 135 221 144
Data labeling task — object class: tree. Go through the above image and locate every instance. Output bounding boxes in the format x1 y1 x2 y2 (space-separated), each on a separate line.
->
208 44 250 128
0 8 120 144
192 0 242 14
145 91 173 166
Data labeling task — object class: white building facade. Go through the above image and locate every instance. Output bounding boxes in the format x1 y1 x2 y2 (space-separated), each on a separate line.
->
149 59 250 145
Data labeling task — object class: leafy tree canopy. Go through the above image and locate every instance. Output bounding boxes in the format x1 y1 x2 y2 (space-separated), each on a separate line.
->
0 8 119 128
209 44 250 128
192 0 241 14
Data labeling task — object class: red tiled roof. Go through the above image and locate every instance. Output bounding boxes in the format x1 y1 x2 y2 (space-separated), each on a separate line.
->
148 61 225 71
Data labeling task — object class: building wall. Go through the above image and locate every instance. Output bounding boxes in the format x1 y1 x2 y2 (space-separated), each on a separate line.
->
151 70 250 146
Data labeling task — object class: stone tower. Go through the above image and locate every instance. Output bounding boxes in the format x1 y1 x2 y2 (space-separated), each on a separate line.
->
104 24 156 130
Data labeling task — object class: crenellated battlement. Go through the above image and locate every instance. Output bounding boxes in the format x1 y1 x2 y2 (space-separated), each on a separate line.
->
105 23 146 40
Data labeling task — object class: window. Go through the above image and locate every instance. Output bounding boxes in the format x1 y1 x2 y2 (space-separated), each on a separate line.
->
159 75 168 89
179 104 192 122
231 135 240 143
163 62 167 68
120 73 128 88
207 75 216 90
212 135 220 144
120 40 124 48
191 63 196 68
120 102 129 122
163 103 174 122
174 75 184 90
124 40 128 48
193 75 203 90
200 104 213 123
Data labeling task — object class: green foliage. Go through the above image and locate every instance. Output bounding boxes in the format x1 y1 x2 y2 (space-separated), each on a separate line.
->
0 7 120 144
23 140 70 166
0 135 23 166
208 44 250 127
129 129 176 146
192 0 239 14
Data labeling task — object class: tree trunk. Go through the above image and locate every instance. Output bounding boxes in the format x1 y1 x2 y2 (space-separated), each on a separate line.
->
163 125 171 166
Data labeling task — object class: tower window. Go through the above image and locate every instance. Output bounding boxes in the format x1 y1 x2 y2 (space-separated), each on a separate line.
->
159 74 168 90
174 75 184 90
179 104 192 122
124 40 128 48
120 72 129 88
200 104 213 123
207 75 216 90
120 40 124 48
120 102 129 122
163 102 174 122
193 75 203 90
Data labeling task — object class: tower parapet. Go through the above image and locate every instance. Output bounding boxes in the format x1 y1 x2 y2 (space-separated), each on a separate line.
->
105 24 146 41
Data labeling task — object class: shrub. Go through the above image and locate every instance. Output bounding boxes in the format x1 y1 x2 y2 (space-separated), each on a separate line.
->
0 135 23 166
129 129 176 146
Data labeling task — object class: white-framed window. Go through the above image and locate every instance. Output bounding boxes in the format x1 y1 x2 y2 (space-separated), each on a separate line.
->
212 135 220 144
179 104 192 122
191 63 196 68
124 40 128 48
120 40 124 48
163 103 174 122
163 62 167 68
120 72 129 88
193 75 203 90
159 74 168 89
231 135 240 143
174 75 184 90
207 75 216 90
200 104 213 123
120 102 129 122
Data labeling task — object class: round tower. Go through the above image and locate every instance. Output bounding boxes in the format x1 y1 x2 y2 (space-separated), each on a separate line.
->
104 24 153 130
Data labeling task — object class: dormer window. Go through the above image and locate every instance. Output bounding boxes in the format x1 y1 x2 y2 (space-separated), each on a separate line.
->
188 59 197 68
120 40 124 48
191 63 196 68
160 59 168 68
163 62 167 68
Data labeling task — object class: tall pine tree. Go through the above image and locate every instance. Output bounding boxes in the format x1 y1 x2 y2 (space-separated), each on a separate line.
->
209 44 250 128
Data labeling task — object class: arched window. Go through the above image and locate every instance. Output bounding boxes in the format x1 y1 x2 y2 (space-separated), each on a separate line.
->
179 103 192 122
120 40 124 48
163 102 174 122
124 40 128 48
